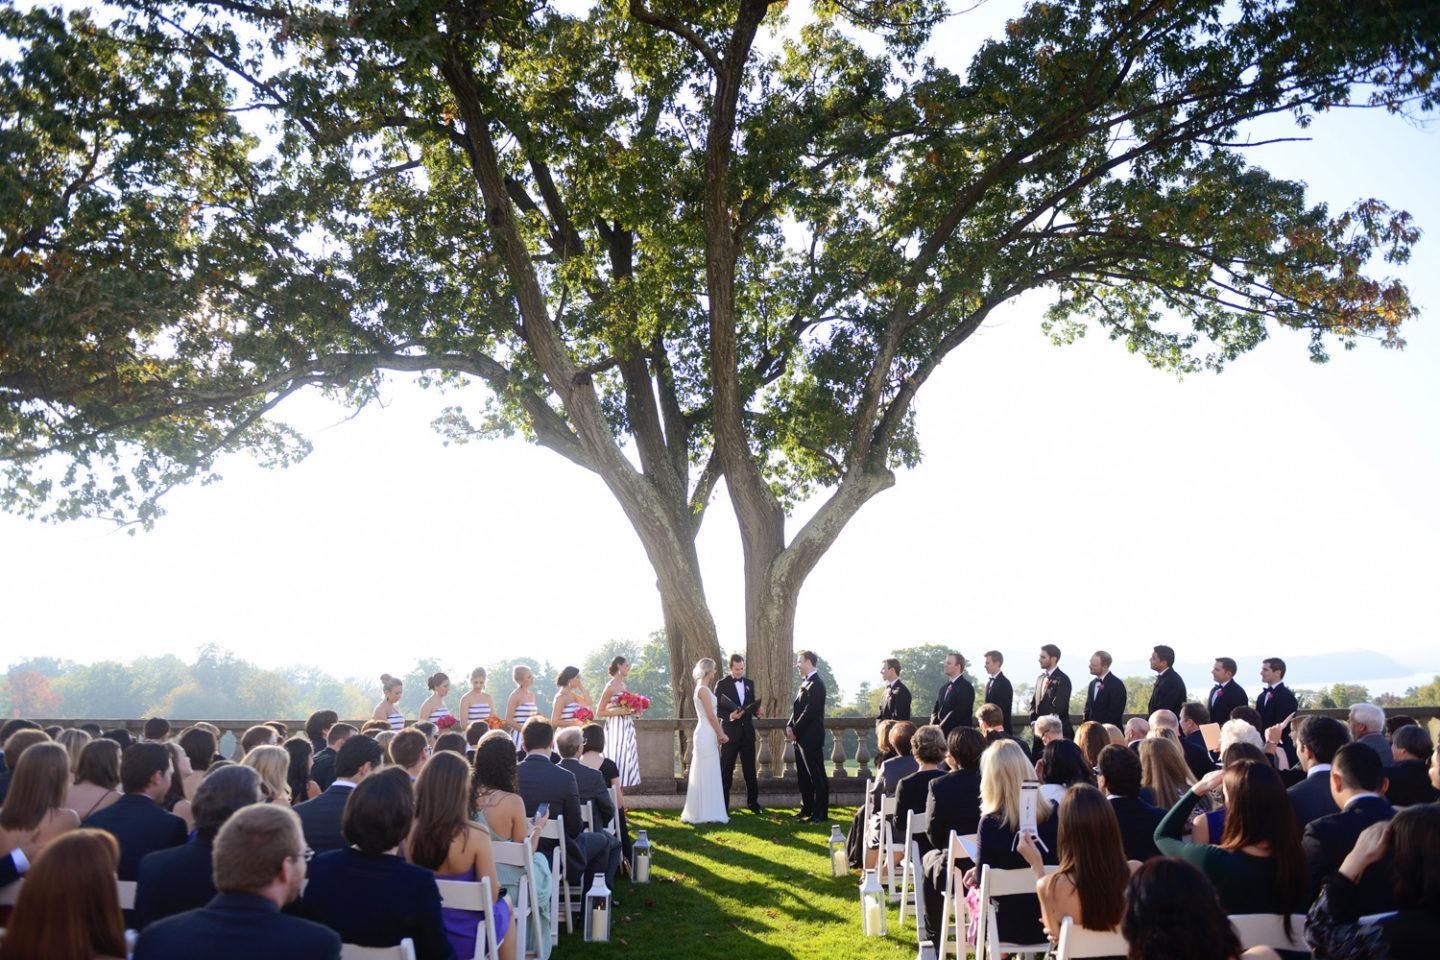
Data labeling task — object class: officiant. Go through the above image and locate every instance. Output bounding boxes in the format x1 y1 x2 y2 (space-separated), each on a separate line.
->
717 653 763 813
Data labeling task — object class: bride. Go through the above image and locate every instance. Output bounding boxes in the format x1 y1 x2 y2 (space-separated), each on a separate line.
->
680 658 730 824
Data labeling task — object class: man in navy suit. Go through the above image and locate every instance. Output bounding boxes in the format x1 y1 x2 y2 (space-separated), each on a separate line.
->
1206 657 1247 726
295 734 383 853
136 765 264 928
83 742 188 881
931 651 976 737
1256 658 1299 764
1083 650 1127 729
517 717 618 892
1097 744 1165 862
134 803 340 960
1146 645 1186 717
1289 716 1350 828
717 653 763 813
309 721 354 793
1168 706 1216 781
1303 743 1396 914
787 650 828 822
981 651 1013 736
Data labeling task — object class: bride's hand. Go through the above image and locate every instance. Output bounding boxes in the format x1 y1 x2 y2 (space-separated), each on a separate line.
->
719 733 729 743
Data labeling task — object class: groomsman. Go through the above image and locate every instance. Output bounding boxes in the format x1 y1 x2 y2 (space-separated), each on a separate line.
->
1208 657 1248 725
982 651 1013 735
1147 645 1186 716
1256 657 1298 763
1030 644 1073 748
1083 651 1127 728
787 650 828 822
877 658 912 722
716 654 762 813
929 652 975 736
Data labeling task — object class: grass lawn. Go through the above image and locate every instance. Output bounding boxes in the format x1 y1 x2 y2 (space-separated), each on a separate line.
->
574 807 920 960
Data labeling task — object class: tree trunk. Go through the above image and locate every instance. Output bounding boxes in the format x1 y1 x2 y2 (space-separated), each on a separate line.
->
746 561 799 777
655 539 722 722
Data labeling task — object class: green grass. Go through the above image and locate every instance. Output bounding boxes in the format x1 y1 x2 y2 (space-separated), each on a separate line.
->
576 807 918 959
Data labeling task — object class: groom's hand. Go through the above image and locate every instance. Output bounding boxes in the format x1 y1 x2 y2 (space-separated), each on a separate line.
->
730 710 742 721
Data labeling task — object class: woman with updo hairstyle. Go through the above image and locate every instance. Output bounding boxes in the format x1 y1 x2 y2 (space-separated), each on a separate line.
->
472 730 554 957
459 667 495 728
242 744 293 804
285 737 321 806
1038 738 1096 804
505 664 538 750
66 738 122 819
896 724 947 827
0 742 79 855
595 655 642 789
550 665 591 729
419 672 452 725
0 829 127 960
374 672 405 731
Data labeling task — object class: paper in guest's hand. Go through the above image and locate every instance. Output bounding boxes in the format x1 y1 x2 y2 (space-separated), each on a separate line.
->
1016 780 1048 853
1199 722 1222 753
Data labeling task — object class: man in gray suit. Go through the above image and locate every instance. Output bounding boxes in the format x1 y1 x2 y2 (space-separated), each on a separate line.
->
516 718 618 893
1347 702 1393 766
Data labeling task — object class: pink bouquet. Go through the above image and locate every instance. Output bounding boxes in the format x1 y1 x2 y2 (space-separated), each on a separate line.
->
616 691 651 715
574 707 595 723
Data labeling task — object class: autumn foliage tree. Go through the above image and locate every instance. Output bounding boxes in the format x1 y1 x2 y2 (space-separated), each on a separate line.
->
2 0 1436 726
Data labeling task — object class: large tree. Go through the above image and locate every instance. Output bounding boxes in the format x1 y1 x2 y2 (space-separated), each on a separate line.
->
2 0 1433 732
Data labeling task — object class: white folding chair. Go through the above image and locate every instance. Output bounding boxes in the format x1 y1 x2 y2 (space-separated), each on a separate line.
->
538 815 572 938
936 831 979 959
606 786 621 836
974 864 1057 960
899 808 929 923
879 795 906 901
340 939 417 960
0 880 21 906
435 876 497 960
1229 913 1307 954
1054 916 1128 960
491 840 541 959
116 879 137 910
579 801 596 833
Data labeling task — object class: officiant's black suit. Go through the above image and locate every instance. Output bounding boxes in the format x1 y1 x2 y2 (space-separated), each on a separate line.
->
716 673 760 810
789 672 828 820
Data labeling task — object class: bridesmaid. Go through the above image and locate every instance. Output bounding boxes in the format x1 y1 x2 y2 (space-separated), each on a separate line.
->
505 665 538 749
458 668 495 728
550 666 591 729
373 673 406 731
596 656 641 788
419 672 452 725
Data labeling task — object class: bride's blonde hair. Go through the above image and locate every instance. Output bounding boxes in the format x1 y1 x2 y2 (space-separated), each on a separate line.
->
692 658 715 681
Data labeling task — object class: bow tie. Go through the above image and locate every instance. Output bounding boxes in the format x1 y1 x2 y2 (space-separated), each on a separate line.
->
1212 683 1224 691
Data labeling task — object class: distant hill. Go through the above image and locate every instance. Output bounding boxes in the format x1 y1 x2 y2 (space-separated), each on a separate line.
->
1110 650 1435 689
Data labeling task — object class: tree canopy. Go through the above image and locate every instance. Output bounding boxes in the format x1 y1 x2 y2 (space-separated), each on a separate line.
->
2 0 1434 722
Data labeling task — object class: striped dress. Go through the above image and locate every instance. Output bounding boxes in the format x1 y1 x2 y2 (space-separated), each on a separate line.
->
604 695 641 787
467 701 492 724
387 710 404 732
560 700 581 724
427 702 451 726
510 699 536 749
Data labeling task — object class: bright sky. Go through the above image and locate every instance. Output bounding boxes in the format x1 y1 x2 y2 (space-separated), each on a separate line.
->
3 4 1438 702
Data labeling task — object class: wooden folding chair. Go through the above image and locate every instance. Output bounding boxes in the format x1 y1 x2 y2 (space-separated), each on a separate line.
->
1229 913 1308 954
435 876 497 960
340 939 416 960
973 864 1057 960
898 808 929 923
1054 916 1127 959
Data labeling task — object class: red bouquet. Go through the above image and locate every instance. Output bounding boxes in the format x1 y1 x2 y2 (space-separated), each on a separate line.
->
434 714 459 730
484 715 506 730
574 707 595 723
616 691 651 715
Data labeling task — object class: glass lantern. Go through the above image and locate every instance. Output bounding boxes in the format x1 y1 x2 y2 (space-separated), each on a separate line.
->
860 867 886 937
583 874 611 943
916 940 938 960
632 828 652 883
828 824 848 877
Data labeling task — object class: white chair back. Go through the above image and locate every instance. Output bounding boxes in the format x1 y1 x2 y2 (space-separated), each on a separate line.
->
435 876 495 960
340 939 417 960
1055 916 1128 960
606 785 621 836
1229 913 1307 954
491 839 540 959
538 815 572 938
898 808 929 923
975 864 1057 960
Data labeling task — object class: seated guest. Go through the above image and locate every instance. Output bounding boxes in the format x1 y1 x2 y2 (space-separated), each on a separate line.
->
472 731 555 958
295 733 384 853
1174 704 1218 780
0 742 80 855
1306 805 1440 959
161 742 194 826
134 804 340 960
920 728 986 943
435 732 469 756
244 744 294 805
102 728 133 751
0 829 128 960
877 720 918 792
875 719 898 763
1097 743 1164 862
284 738 321 807
465 721 488 757
967 738 1059 945
1037 739 1094 805
1219 717 1265 758
66 737 123 820
1155 759 1307 935
310 723 355 792
1385 724 1439 807
1103 724 1125 745
1031 714 1064 754
1347 702 1392 765
578 723 629 861
56 727 91 773
1017 783 1138 940
305 710 339 756
895 725 947 843
976 704 1011 744
240 724 277 755
142 717 171 743
0 729 50 804
407 750 513 960
135 765 263 928
1228 706 1267 746
1074 721 1110 771
390 728 430 780
556 728 615 830
1139 737 1196 810
1289 715 1350 828
177 727 215 798
1190 741 1267 844
1122 857 1279 960
516 717 617 895
1124 716 1149 748
1303 742 1395 914
82 742 188 880
300 768 453 960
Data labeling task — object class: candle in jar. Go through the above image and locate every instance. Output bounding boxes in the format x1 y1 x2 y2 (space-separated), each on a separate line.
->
864 899 883 935
831 848 848 875
590 907 608 941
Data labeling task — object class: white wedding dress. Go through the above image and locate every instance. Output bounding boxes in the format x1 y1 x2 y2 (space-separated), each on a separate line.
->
680 684 729 823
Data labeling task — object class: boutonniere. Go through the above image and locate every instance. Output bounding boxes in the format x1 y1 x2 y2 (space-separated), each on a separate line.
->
800 680 812 691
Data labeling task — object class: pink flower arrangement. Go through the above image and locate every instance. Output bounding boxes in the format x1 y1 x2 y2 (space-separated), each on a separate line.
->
434 714 459 730
616 691 651 715
574 707 595 723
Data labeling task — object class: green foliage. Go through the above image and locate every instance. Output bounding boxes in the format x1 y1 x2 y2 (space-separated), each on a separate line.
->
789 652 844 708
1397 676 1440 707
628 631 675 718
1314 682 1373 710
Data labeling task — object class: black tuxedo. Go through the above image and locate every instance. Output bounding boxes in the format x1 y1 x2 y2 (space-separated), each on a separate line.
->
1030 668 1073 738
716 674 760 809
1303 795 1396 914
788 672 828 818
878 679 912 722
516 752 617 890
920 767 983 941
1083 673 1127 728
1109 795 1165 863
1147 668 1186 717
300 849 453 960
134 893 341 960
559 757 615 827
136 839 217 928
983 672 1013 735
82 793 188 881
1288 768 1341 828
310 746 337 792
1255 683 1298 763
1385 760 1440 807
294 782 355 854
1206 679 1247 725
1180 730 1216 780
930 674 975 736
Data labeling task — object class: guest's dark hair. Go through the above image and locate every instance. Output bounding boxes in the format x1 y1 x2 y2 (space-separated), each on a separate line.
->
342 767 414 854
410 751 474 870
102 728 133 750
305 710 339 741
142 717 171 741
1296 715 1350 765
178 727 216 773
555 666 580 689
192 765 262 843
0 742 69 831
335 732 385 779
581 723 606 754
465 721 488 747
239 724 274 754
1075 722 1110 770
120 742 171 794
1040 740 1095 788
1392 724 1433 763
1217 760 1306 934
327 722 357 746
75 738 122 790
976 703 1003 727
389 729 428 769
283 738 313 807
0 718 40 742
1386 715 1419 737
1220 742 1265 768
1097 744 1142 798
949 728 987 769
1332 742 1386 792
0 828 126 960
1057 785 1129 931
1391 804 1440 912
434 732 468 756
472 730 519 793
1 730 49 770
522 716 555 752
1179 702 1209 726
889 721 918 757
1123 857 1241 960
608 656 627 676
79 722 103 738
911 725 946 765
1228 706 1264 740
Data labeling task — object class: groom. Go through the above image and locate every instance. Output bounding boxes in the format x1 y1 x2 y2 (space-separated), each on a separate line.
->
787 650 828 822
